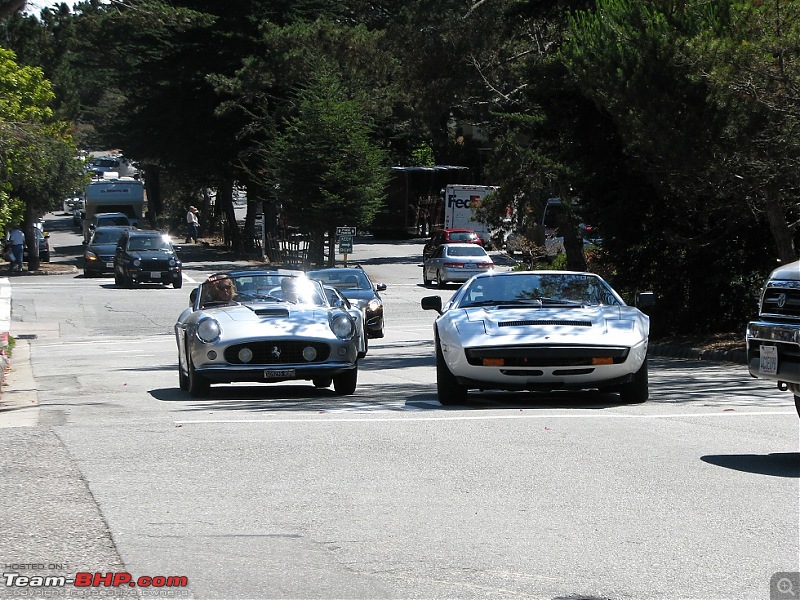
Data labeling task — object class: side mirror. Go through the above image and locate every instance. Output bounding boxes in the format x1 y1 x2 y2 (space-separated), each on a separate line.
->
376 283 387 292
421 295 443 314
635 292 656 309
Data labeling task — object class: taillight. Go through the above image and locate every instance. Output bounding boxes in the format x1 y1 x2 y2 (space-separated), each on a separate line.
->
443 262 465 268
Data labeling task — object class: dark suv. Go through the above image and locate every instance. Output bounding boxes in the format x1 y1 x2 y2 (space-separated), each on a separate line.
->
114 230 182 288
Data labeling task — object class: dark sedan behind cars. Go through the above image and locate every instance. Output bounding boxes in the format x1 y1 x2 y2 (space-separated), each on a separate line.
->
84 226 133 277
307 267 386 338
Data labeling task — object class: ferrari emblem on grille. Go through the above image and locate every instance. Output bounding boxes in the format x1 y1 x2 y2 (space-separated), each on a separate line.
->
777 293 787 308
271 346 282 359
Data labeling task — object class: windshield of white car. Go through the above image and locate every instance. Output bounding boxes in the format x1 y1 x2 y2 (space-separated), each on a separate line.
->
457 274 619 308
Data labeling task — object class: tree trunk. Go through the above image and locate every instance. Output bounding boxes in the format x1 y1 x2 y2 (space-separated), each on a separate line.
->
557 212 587 271
763 184 796 263
142 164 161 226
24 201 39 272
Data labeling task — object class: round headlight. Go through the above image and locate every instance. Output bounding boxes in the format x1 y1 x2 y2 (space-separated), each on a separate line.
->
85 251 97 261
367 299 380 312
238 347 253 363
196 318 221 343
331 314 354 338
302 346 317 361
132 258 141 267
169 258 176 267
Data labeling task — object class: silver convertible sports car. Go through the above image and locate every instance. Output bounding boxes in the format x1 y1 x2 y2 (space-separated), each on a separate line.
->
421 271 655 405
175 271 365 397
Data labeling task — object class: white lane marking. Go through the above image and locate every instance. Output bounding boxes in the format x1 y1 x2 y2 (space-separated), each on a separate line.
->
176 410 796 425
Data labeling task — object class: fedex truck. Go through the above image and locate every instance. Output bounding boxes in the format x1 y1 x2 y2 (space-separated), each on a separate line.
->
83 176 145 241
443 184 498 246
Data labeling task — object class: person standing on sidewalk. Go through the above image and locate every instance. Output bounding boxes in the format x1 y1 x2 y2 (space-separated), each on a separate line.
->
186 206 200 243
7 225 25 273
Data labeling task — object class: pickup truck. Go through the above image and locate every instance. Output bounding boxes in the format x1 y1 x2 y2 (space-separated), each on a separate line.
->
746 259 800 416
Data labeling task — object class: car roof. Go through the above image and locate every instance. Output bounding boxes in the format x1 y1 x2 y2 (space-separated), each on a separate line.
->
93 225 133 232
441 242 487 248
222 269 306 277
126 229 166 237
95 212 129 217
443 228 476 233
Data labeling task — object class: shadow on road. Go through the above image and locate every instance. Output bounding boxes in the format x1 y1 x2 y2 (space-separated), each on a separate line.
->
701 453 800 478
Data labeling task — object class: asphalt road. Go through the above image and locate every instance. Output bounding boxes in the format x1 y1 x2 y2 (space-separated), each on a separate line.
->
0 212 797 600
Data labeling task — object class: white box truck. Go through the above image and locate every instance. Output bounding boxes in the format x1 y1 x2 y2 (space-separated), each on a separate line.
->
443 184 498 246
83 176 145 242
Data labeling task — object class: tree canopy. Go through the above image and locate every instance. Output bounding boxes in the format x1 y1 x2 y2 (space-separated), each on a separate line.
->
1 0 799 334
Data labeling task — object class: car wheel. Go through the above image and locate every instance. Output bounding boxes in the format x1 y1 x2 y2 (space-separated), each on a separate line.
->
333 367 357 395
124 274 134 289
313 377 332 388
423 269 431 286
173 276 183 289
435 335 467 405
437 270 446 289
794 395 800 418
619 358 648 403
187 352 210 397
83 269 91 278
114 271 122 286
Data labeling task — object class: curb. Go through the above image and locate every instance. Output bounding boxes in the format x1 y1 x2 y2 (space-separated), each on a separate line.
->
649 343 747 365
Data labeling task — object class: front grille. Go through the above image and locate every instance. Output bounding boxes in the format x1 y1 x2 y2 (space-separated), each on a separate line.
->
138 258 172 270
498 319 591 327
465 345 628 367
224 341 330 365
762 284 800 319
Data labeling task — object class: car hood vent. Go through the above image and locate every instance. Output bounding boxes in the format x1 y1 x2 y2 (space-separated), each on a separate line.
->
498 319 592 327
253 307 290 318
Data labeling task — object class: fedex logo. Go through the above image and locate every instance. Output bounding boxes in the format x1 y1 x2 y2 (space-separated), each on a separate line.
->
447 194 481 209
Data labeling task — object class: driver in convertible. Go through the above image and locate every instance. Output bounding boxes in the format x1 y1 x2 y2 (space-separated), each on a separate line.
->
203 273 237 305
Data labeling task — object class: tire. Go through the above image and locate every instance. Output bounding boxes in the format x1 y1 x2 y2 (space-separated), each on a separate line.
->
173 276 183 289
187 352 210 397
313 377 332 388
437 270 446 289
423 268 431 286
794 395 800 418
435 335 467 405
178 353 189 391
114 271 122 286
619 358 649 403
333 367 358 395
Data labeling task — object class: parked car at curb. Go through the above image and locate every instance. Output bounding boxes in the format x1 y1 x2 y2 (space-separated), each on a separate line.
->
423 243 494 288
83 226 133 277
421 270 655 405
175 271 364 397
22 228 50 263
114 229 182 288
423 228 484 260
745 259 800 417
306 266 386 338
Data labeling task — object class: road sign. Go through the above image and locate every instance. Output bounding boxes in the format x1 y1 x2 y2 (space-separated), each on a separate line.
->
336 226 357 237
338 236 353 254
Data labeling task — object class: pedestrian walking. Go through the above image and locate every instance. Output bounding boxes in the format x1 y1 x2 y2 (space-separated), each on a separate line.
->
7 225 25 273
186 206 200 244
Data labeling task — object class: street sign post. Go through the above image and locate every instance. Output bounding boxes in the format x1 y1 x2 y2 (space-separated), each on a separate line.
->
336 227 355 266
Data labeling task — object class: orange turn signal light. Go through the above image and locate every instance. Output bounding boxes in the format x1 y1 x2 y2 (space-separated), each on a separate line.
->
483 358 505 366
592 357 614 365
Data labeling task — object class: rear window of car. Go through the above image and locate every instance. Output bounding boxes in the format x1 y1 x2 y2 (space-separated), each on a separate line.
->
449 232 477 242
91 230 124 244
446 246 488 257
97 215 130 226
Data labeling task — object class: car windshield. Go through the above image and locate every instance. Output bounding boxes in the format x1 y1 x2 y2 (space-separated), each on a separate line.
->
199 274 327 308
127 236 172 251
307 270 371 290
446 246 487 257
91 230 124 245
98 216 129 226
458 273 620 307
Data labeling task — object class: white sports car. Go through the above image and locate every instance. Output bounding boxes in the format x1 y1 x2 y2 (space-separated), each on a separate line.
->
421 271 654 405
175 271 365 397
